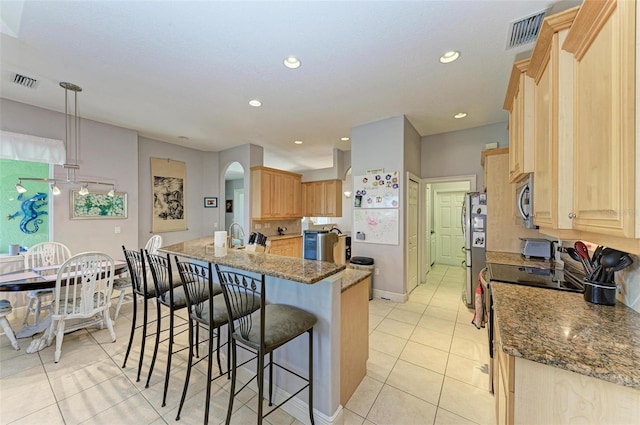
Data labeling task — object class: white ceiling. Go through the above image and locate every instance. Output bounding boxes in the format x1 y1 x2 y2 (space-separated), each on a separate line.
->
0 0 580 173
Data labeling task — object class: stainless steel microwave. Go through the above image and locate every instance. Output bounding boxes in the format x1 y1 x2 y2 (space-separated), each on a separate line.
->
515 174 537 229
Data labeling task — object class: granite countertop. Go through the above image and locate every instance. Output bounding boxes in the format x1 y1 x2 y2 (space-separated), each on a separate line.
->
161 236 345 284
486 251 553 269
340 268 371 292
491 282 640 388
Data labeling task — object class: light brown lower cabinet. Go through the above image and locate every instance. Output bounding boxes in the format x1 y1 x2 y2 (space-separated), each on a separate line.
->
340 276 369 405
267 236 302 258
494 319 640 424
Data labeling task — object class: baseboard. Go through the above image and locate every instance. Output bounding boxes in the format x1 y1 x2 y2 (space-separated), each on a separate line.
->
372 288 407 303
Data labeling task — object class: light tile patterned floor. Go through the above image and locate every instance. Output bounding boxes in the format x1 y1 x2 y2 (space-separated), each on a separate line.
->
0 265 493 424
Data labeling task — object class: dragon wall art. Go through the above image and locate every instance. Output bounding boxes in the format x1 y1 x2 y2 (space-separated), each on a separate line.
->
7 192 48 234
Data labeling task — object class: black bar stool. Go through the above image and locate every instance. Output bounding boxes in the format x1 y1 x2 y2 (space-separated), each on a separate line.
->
145 251 196 407
173 258 234 425
121 247 158 382
215 265 317 425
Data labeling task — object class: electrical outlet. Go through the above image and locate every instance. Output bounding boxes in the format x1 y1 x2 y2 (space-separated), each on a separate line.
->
255 224 262 229
375 268 380 276
114 226 121 234
214 222 218 228
265 223 271 229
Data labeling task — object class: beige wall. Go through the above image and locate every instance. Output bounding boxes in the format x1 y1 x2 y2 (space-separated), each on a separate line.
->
1 98 138 260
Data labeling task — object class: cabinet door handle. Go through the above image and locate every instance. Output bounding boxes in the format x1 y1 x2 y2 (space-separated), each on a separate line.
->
568 212 576 219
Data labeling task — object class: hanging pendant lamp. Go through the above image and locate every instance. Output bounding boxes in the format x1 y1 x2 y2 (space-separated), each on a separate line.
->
16 82 115 196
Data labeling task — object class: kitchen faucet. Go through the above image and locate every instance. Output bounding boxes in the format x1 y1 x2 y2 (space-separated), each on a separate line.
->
329 225 342 234
228 222 245 247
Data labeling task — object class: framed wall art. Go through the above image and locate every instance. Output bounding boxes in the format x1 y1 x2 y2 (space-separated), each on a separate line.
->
204 197 218 208
151 157 187 232
70 190 127 219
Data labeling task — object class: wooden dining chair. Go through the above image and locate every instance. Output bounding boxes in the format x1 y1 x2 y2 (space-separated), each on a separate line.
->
44 252 116 362
23 242 71 328
0 299 20 350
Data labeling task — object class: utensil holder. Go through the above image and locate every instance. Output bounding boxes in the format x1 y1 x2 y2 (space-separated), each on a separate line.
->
583 279 616 306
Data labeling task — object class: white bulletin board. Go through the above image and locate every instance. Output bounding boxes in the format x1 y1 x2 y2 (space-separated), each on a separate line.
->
353 171 400 209
353 209 399 245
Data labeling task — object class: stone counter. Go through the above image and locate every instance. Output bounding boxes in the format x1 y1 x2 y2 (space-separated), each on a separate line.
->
161 236 344 284
340 268 371 292
491 281 640 387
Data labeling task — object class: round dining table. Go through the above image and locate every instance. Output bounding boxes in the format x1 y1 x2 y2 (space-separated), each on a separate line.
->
0 260 128 343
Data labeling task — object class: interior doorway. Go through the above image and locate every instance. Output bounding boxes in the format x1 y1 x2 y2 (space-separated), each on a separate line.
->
420 175 475 280
224 161 245 239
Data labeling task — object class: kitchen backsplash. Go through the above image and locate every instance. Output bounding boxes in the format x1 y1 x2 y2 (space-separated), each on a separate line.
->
558 239 639 313
250 219 301 237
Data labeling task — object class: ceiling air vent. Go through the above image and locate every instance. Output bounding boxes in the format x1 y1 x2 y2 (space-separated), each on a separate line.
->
506 9 547 49
12 73 38 89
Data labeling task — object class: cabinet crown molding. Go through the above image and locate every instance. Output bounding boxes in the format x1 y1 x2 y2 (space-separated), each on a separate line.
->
563 0 617 59
503 59 530 110
250 165 302 178
527 6 579 79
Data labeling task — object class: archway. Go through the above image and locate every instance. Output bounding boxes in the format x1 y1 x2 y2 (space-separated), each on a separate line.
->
224 161 245 246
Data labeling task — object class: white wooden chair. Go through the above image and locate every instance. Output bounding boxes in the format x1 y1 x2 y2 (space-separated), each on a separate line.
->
112 235 162 320
22 242 72 332
0 300 20 350
45 252 116 362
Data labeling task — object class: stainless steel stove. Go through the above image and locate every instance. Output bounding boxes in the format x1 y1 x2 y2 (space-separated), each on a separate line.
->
482 260 585 394
487 263 584 292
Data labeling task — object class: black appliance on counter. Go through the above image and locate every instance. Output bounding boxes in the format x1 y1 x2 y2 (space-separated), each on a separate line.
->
481 259 586 393
488 263 584 293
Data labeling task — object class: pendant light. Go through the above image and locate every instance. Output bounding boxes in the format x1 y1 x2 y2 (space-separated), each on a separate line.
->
16 82 115 196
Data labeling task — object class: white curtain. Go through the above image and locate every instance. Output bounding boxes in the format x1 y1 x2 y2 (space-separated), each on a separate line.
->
0 130 66 165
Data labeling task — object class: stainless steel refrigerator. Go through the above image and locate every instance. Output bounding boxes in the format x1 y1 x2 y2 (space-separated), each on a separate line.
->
462 192 487 308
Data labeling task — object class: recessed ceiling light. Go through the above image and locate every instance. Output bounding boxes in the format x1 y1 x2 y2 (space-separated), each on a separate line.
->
454 112 468 119
294 140 303 145
439 50 461 64
341 137 350 141
283 57 301 69
178 136 189 140
249 99 262 107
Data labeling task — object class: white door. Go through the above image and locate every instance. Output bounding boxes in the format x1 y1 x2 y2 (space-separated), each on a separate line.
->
435 190 466 266
408 179 419 293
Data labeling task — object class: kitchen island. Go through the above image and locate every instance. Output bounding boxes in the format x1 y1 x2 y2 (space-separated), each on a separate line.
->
491 282 640 424
160 236 369 424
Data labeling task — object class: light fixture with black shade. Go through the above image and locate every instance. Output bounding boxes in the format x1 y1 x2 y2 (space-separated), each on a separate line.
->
16 82 115 196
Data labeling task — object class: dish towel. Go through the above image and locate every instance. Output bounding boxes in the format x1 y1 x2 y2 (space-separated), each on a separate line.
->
471 274 487 329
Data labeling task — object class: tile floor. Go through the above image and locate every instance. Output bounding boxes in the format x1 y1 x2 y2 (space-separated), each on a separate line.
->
0 264 494 425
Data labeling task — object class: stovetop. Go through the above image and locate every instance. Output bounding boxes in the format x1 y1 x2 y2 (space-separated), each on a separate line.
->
488 263 584 293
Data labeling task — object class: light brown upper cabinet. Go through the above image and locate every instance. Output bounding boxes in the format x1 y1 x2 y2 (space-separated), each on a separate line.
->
251 166 303 219
503 59 535 183
563 0 636 239
527 7 579 230
302 180 342 217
